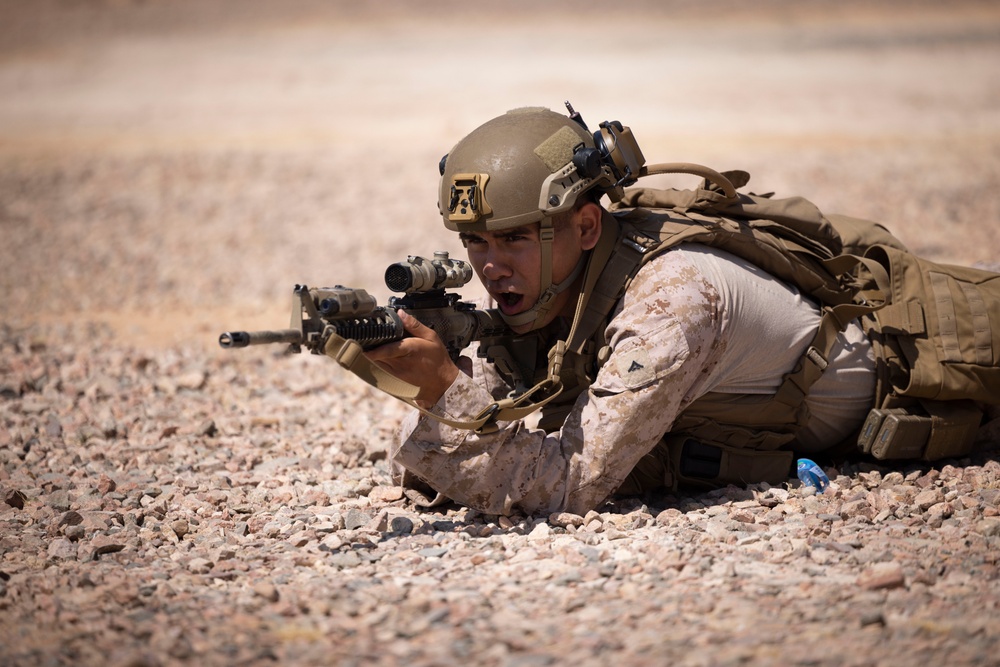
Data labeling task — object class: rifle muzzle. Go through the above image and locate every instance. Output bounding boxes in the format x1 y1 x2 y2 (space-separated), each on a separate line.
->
218 329 303 348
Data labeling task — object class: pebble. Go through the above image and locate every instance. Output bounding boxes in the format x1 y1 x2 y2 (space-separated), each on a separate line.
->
3 488 27 509
858 562 906 590
171 519 190 538
344 509 372 530
548 512 584 528
253 582 280 602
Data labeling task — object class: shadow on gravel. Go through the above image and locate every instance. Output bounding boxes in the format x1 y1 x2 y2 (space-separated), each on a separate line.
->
353 424 1000 551
362 410 1000 529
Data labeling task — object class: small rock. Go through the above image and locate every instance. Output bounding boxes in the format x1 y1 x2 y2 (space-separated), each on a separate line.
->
840 499 871 520
171 519 190 538
59 510 84 527
858 562 906 590
44 415 63 438
47 490 73 512
927 501 952 517
975 518 1000 537
915 488 944 510
344 509 371 530
327 550 362 568
3 488 26 509
47 538 78 561
655 508 683 526
528 521 551 539
705 520 731 540
63 524 86 541
176 371 206 390
368 485 404 503
548 512 585 528
213 548 237 561
353 478 375 497
418 547 448 558
188 557 213 574
253 582 280 602
97 475 117 495
261 521 283 538
859 610 886 627
78 535 126 561
390 516 414 534
365 510 390 532
196 419 218 437
320 534 345 551
288 533 311 548
880 472 905 486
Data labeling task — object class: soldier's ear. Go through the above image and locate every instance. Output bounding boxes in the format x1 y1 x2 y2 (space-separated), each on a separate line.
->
577 202 603 251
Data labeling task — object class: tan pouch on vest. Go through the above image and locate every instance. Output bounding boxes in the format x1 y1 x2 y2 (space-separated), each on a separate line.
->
864 245 1000 405
862 400 983 461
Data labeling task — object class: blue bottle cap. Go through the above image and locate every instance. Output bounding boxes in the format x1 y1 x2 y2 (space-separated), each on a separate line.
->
796 458 829 492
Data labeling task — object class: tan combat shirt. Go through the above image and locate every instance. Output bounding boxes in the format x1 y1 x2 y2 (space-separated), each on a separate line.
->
393 245 876 516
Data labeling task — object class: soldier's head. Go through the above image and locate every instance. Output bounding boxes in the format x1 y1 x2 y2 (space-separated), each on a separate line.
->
438 106 620 332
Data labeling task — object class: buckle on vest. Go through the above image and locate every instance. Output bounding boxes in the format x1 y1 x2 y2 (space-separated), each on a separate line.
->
474 403 501 434
622 231 658 254
805 346 829 372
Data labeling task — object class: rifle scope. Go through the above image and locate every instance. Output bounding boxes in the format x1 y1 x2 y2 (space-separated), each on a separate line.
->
384 252 473 294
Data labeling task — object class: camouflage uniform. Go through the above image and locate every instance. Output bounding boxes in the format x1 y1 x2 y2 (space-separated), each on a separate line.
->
393 244 876 516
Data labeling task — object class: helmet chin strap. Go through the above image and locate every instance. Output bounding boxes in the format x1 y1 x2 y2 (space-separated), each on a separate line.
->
500 216 586 331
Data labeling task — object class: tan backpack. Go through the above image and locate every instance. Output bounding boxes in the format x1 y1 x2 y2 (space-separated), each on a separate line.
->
327 166 999 476
604 172 999 475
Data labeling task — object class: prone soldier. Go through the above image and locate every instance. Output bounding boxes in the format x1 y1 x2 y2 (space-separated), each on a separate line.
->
224 103 1000 516
363 104 1000 516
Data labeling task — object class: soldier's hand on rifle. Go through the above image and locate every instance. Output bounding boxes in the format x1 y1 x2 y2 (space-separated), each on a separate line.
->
365 310 467 408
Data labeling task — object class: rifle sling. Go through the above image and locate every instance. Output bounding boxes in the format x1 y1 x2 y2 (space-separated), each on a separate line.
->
322 330 564 434
323 332 421 400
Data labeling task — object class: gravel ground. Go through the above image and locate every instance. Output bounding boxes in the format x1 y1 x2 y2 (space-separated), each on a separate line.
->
2 2 1000 666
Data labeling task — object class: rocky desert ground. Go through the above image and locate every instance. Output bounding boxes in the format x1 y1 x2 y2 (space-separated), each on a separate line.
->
2 1 1000 665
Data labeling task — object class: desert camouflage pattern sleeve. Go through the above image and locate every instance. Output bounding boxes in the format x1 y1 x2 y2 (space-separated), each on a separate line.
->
392 251 725 516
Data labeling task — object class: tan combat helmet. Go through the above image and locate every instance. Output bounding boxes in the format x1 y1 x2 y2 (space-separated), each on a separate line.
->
438 103 643 330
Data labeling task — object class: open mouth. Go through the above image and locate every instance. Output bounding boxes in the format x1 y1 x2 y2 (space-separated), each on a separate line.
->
495 291 524 314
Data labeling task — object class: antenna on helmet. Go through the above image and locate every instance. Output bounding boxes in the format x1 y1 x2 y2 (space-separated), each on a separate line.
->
565 101 590 132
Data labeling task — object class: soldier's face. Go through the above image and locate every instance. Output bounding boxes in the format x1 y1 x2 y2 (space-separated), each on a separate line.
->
459 204 601 333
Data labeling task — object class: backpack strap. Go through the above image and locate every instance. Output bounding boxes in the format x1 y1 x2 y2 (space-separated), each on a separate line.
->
563 212 661 356
769 254 888 416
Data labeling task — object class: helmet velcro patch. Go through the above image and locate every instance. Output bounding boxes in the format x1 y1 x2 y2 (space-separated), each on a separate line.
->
534 126 583 173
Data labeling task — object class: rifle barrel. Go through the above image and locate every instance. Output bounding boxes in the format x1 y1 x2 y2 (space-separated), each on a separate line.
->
219 329 303 348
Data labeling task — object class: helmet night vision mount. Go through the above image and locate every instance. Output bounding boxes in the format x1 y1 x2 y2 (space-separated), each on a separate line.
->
565 101 646 194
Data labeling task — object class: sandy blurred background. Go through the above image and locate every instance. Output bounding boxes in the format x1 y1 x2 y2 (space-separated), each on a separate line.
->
2 4 1000 665
1 0 999 350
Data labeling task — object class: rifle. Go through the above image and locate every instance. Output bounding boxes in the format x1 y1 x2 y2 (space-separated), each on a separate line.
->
220 251 565 432
219 252 510 361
